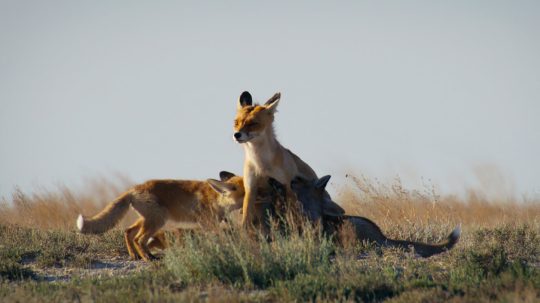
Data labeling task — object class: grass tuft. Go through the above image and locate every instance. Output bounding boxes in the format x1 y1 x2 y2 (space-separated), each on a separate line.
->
164 218 335 289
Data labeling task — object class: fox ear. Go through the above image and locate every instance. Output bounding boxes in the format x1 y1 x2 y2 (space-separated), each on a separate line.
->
207 179 236 194
219 171 236 181
264 92 281 113
238 91 253 109
315 175 331 190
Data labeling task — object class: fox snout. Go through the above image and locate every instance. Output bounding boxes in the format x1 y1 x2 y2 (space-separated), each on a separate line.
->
233 131 250 143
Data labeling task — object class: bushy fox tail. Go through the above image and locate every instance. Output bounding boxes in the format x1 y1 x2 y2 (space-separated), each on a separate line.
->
76 191 132 234
344 216 461 258
386 224 461 257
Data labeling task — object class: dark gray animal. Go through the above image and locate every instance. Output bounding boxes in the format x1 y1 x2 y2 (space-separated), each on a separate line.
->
267 176 461 258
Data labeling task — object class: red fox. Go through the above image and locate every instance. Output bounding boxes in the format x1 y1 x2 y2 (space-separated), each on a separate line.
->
233 91 345 226
285 175 461 257
76 171 245 261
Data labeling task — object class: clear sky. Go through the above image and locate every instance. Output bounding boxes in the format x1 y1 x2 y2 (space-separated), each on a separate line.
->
1 1 539 200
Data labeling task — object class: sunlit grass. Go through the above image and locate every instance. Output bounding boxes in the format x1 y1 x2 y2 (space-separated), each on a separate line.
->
0 174 539 302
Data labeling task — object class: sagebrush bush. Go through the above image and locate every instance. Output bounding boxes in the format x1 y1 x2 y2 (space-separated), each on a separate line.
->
164 217 335 288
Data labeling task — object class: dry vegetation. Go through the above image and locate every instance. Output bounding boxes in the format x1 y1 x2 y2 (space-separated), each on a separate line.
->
0 174 539 302
339 174 540 233
0 175 136 230
2 174 538 232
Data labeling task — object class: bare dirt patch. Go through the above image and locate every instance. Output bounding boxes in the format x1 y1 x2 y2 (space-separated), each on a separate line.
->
25 256 149 282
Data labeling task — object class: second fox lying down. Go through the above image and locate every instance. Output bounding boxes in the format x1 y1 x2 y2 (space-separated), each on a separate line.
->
78 172 460 260
282 176 461 258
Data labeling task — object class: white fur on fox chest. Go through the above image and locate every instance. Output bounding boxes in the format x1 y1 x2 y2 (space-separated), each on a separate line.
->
244 145 297 186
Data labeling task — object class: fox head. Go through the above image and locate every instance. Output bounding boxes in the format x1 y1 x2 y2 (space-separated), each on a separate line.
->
233 91 281 143
207 171 245 211
290 175 332 221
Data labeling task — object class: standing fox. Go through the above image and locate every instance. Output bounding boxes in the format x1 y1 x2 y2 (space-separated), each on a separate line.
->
76 172 245 261
233 91 345 226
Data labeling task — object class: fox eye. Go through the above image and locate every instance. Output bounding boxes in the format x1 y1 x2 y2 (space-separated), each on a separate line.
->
248 122 258 127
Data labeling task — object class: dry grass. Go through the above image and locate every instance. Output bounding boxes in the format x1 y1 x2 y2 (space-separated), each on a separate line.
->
0 174 539 302
338 174 540 229
1 173 538 233
0 175 136 230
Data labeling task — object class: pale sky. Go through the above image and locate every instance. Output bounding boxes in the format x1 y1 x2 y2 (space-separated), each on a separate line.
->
1 1 539 200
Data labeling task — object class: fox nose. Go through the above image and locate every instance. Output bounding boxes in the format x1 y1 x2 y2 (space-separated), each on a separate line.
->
234 132 242 139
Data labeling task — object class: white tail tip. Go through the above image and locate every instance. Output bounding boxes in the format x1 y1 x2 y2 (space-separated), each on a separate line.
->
76 214 84 231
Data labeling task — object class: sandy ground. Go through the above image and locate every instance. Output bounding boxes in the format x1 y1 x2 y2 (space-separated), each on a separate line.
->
22 256 150 282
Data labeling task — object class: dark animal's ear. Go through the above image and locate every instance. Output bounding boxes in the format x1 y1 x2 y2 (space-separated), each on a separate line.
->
315 175 331 190
219 171 236 181
238 91 253 109
264 92 281 113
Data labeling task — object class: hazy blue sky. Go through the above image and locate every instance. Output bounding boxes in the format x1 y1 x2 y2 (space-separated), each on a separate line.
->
1 1 539 200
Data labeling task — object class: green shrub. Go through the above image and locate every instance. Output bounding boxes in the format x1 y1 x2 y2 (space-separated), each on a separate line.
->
164 220 335 289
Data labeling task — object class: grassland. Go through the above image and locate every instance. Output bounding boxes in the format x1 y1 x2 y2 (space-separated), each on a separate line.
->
0 175 539 302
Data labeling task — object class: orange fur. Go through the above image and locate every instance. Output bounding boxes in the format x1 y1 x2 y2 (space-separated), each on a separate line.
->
77 174 245 261
233 91 345 226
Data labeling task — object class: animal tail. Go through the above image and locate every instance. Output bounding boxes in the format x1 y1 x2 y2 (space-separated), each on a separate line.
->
76 191 132 234
343 216 461 258
386 224 462 257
